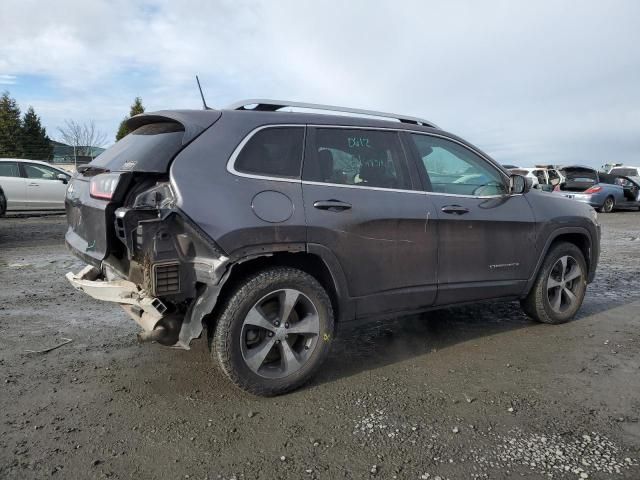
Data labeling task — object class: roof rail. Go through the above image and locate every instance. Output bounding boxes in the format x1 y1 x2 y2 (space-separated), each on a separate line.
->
226 99 439 128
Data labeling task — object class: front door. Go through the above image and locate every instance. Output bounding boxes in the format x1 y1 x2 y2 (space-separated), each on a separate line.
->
21 163 68 209
302 127 438 316
407 133 536 306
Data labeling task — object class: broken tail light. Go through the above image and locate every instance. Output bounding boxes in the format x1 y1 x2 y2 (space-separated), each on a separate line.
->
584 186 603 194
89 173 121 200
132 183 175 210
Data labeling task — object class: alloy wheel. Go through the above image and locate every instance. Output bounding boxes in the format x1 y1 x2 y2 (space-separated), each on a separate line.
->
240 289 320 378
546 255 583 314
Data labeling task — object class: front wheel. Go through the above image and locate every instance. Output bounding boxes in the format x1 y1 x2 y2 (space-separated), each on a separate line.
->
599 196 614 213
521 242 587 324
211 267 334 396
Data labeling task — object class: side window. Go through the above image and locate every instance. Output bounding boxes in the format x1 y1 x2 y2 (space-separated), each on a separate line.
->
410 134 507 196
23 164 60 180
0 162 20 178
234 127 304 178
303 128 411 190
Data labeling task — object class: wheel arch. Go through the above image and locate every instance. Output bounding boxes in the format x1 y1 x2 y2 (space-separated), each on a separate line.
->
206 246 354 333
525 227 594 295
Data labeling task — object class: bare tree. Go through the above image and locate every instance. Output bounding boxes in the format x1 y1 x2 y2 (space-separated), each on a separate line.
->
57 119 108 167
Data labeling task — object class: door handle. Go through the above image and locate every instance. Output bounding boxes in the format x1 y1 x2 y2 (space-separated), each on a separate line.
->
313 200 352 211
28 183 40 187
441 205 469 215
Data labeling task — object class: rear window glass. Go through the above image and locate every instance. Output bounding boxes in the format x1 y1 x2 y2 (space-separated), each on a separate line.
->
610 167 638 176
234 127 304 178
565 170 596 180
0 162 20 177
303 128 411 190
89 122 185 173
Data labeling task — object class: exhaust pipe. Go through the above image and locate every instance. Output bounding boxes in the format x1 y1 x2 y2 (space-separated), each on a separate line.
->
136 315 181 346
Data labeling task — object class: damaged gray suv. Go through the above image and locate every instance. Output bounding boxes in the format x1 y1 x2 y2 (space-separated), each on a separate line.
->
66 100 600 395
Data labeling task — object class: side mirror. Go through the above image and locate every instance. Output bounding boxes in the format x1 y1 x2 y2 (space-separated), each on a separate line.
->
57 173 69 184
510 174 531 194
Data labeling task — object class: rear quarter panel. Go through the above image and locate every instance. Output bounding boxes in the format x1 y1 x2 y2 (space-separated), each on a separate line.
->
169 112 307 256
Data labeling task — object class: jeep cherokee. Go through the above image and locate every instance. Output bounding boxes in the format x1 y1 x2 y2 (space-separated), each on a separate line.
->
65 100 600 395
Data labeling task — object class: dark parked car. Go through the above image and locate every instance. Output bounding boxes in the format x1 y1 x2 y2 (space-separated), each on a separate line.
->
65 100 601 395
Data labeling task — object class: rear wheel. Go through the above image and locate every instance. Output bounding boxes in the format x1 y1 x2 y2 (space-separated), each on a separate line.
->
0 191 6 217
521 242 587 324
211 267 334 396
599 196 614 213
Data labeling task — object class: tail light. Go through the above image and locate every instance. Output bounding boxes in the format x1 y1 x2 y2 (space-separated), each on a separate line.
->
89 173 121 200
584 186 602 194
132 183 175 209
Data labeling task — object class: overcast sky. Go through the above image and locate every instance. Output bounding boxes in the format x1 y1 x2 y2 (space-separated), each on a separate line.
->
1 0 639 168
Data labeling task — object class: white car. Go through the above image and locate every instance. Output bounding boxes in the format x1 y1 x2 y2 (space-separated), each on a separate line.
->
0 158 71 214
508 166 564 192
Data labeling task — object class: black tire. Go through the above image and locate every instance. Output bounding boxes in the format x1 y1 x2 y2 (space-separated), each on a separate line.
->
520 242 587 324
211 267 334 396
0 191 6 217
599 196 614 213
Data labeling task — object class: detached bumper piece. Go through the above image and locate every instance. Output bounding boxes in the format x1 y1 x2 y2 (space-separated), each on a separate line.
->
66 265 180 346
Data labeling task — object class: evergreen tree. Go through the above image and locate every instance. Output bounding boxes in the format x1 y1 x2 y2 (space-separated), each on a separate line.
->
115 96 145 141
21 106 53 160
0 91 23 157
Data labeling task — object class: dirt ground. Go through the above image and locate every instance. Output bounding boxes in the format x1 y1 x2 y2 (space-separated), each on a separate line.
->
1 212 639 480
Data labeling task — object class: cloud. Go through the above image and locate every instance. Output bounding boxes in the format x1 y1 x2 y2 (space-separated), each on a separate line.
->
0 74 17 85
0 0 639 166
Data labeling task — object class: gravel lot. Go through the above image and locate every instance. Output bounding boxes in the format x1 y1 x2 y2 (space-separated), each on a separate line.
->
1 212 639 479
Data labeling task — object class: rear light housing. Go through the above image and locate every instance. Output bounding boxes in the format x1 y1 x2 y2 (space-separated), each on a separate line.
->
132 183 175 210
89 173 121 200
584 186 602 194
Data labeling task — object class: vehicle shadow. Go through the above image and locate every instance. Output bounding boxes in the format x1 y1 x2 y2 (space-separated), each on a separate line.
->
311 293 640 387
3 211 66 218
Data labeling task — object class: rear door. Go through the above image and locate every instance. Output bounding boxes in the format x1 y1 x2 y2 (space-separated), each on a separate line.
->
302 127 438 316
0 161 26 209
21 162 68 209
547 169 562 189
407 133 536 306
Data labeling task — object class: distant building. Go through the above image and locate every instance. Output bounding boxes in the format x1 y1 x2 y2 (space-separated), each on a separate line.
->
50 140 105 165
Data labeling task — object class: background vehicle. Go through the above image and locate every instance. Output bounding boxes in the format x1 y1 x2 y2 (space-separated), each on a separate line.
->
509 166 564 191
65 100 600 395
608 165 640 177
553 166 640 212
0 159 71 212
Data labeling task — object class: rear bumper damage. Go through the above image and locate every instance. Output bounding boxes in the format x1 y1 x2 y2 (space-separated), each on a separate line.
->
65 206 232 350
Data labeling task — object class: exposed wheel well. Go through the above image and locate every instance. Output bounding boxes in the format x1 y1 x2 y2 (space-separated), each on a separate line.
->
548 233 591 274
206 252 340 332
